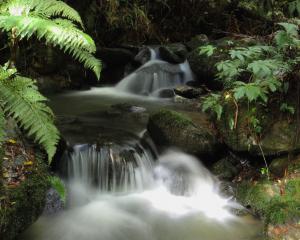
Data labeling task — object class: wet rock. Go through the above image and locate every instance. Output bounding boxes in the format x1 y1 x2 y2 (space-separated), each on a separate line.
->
174 85 203 99
147 109 220 158
155 89 175 98
134 47 153 65
159 43 188 64
43 188 64 215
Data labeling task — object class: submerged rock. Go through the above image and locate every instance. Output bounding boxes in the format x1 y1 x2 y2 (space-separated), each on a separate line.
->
43 188 64 215
147 109 220 158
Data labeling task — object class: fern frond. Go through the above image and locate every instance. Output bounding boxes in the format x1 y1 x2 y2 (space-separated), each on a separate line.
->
0 15 101 78
70 49 102 80
1 0 83 27
33 0 84 27
0 74 60 162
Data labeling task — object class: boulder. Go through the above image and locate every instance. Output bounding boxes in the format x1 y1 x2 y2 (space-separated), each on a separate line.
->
0 153 50 239
187 37 259 90
269 157 289 177
159 43 188 64
134 47 153 65
147 109 220 158
98 47 135 66
212 155 239 180
174 85 203 99
218 119 300 157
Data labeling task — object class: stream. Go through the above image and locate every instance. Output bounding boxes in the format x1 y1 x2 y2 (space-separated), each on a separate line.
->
20 51 263 240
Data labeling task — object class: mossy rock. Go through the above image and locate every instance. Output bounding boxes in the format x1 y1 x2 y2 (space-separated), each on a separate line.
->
217 105 300 156
0 154 50 239
147 109 220 158
212 156 239 180
236 179 300 226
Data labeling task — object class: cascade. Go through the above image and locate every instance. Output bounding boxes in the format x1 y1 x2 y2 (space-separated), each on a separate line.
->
116 48 194 96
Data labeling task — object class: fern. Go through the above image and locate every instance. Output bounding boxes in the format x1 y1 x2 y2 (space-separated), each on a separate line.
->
0 68 59 162
0 0 101 79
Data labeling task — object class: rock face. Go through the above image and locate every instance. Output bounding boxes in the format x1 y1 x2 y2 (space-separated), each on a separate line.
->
147 109 220 158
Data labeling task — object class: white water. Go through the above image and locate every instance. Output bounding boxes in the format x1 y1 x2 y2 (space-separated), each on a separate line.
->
22 150 262 240
116 47 194 96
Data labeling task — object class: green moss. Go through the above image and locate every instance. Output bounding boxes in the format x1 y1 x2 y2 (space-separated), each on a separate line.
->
0 153 50 240
150 109 193 128
237 179 300 226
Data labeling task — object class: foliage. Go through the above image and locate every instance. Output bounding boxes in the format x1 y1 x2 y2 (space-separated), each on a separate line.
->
0 0 101 79
201 93 223 120
0 0 101 163
202 22 299 120
0 67 59 162
237 179 300 225
49 175 66 203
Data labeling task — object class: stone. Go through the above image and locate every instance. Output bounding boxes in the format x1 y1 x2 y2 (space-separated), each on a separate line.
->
217 106 300 156
147 109 221 158
212 156 239 180
134 47 153 65
43 188 65 215
269 157 289 177
159 43 188 64
98 47 135 66
174 85 203 99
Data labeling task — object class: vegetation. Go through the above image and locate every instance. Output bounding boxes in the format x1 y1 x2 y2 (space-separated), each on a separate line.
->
0 0 101 163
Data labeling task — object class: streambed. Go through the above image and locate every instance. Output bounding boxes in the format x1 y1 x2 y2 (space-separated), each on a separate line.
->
20 88 263 240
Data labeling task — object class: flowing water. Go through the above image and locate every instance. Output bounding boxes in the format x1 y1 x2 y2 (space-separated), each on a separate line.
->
20 48 262 240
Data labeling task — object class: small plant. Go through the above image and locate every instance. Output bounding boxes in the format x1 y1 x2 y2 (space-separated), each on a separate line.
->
49 176 66 203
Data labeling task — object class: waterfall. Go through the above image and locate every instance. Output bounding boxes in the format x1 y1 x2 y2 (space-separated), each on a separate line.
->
116 48 194 96
23 150 262 240
59 137 156 193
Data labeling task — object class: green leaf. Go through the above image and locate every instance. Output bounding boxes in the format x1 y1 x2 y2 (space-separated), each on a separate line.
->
199 45 216 57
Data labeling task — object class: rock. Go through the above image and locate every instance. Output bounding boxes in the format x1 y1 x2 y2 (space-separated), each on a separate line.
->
187 37 259 90
155 89 175 98
174 85 203 99
217 106 300 156
43 188 64 215
187 44 226 90
159 43 188 64
134 47 153 65
0 154 50 240
36 74 70 94
212 155 239 180
186 34 209 50
236 179 300 238
147 109 220 157
270 157 289 177
98 47 135 66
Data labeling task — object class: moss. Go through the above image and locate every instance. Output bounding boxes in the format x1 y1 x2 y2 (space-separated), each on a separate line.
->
49 176 66 203
237 179 300 226
150 109 194 129
0 153 50 240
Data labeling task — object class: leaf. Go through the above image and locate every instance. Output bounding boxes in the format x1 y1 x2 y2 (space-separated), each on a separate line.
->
199 45 216 57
